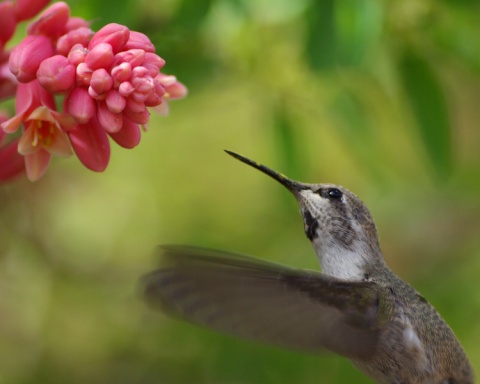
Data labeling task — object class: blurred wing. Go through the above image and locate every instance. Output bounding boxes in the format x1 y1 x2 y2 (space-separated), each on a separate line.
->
142 246 393 358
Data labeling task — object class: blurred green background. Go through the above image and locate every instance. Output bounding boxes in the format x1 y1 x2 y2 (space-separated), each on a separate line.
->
1 0 480 382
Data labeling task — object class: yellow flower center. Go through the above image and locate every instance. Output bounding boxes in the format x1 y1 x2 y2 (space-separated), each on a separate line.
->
30 119 56 148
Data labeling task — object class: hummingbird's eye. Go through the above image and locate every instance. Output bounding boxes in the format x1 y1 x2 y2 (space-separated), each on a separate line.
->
327 188 343 199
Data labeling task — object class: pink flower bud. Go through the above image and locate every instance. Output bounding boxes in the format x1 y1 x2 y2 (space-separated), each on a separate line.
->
111 62 132 84
105 89 126 113
114 49 145 68
90 68 113 96
97 101 122 133
131 91 148 103
14 0 50 22
85 43 115 70
64 17 90 32
67 43 88 66
57 27 93 56
144 86 164 106
37 55 75 93
131 76 153 94
68 115 110 172
143 53 166 75
76 62 92 87
0 1 16 45
132 66 148 78
124 97 145 113
88 23 130 54
109 117 140 149
124 31 155 52
65 87 95 123
124 98 149 124
118 81 134 97
88 86 101 100
9 35 54 83
27 2 70 38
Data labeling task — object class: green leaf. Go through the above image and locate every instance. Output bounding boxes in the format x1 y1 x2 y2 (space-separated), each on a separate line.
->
399 50 453 178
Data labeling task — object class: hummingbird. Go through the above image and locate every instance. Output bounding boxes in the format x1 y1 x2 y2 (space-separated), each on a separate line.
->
142 150 474 384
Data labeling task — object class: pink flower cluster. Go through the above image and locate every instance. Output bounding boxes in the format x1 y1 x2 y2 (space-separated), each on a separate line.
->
0 1 186 182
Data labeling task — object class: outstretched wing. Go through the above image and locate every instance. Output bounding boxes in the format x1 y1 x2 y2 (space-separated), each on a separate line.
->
142 246 393 358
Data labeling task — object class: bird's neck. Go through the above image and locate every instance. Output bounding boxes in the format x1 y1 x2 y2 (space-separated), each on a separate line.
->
311 237 386 281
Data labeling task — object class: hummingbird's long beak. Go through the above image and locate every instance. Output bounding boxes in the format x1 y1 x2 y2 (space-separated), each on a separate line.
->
225 150 307 193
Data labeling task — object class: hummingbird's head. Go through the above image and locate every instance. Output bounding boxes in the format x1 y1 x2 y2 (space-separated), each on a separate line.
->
225 151 385 280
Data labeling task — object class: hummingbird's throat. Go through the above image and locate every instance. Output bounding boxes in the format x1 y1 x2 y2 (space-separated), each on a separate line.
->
302 209 319 241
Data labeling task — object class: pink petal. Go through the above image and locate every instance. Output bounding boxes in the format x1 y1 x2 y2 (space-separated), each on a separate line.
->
47 130 72 157
50 109 77 130
68 115 110 172
109 117 140 149
2 81 55 133
152 100 169 116
26 80 57 110
1 113 24 134
12 81 54 116
165 80 188 99
17 107 72 157
0 112 7 132
25 149 50 181
17 123 38 155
